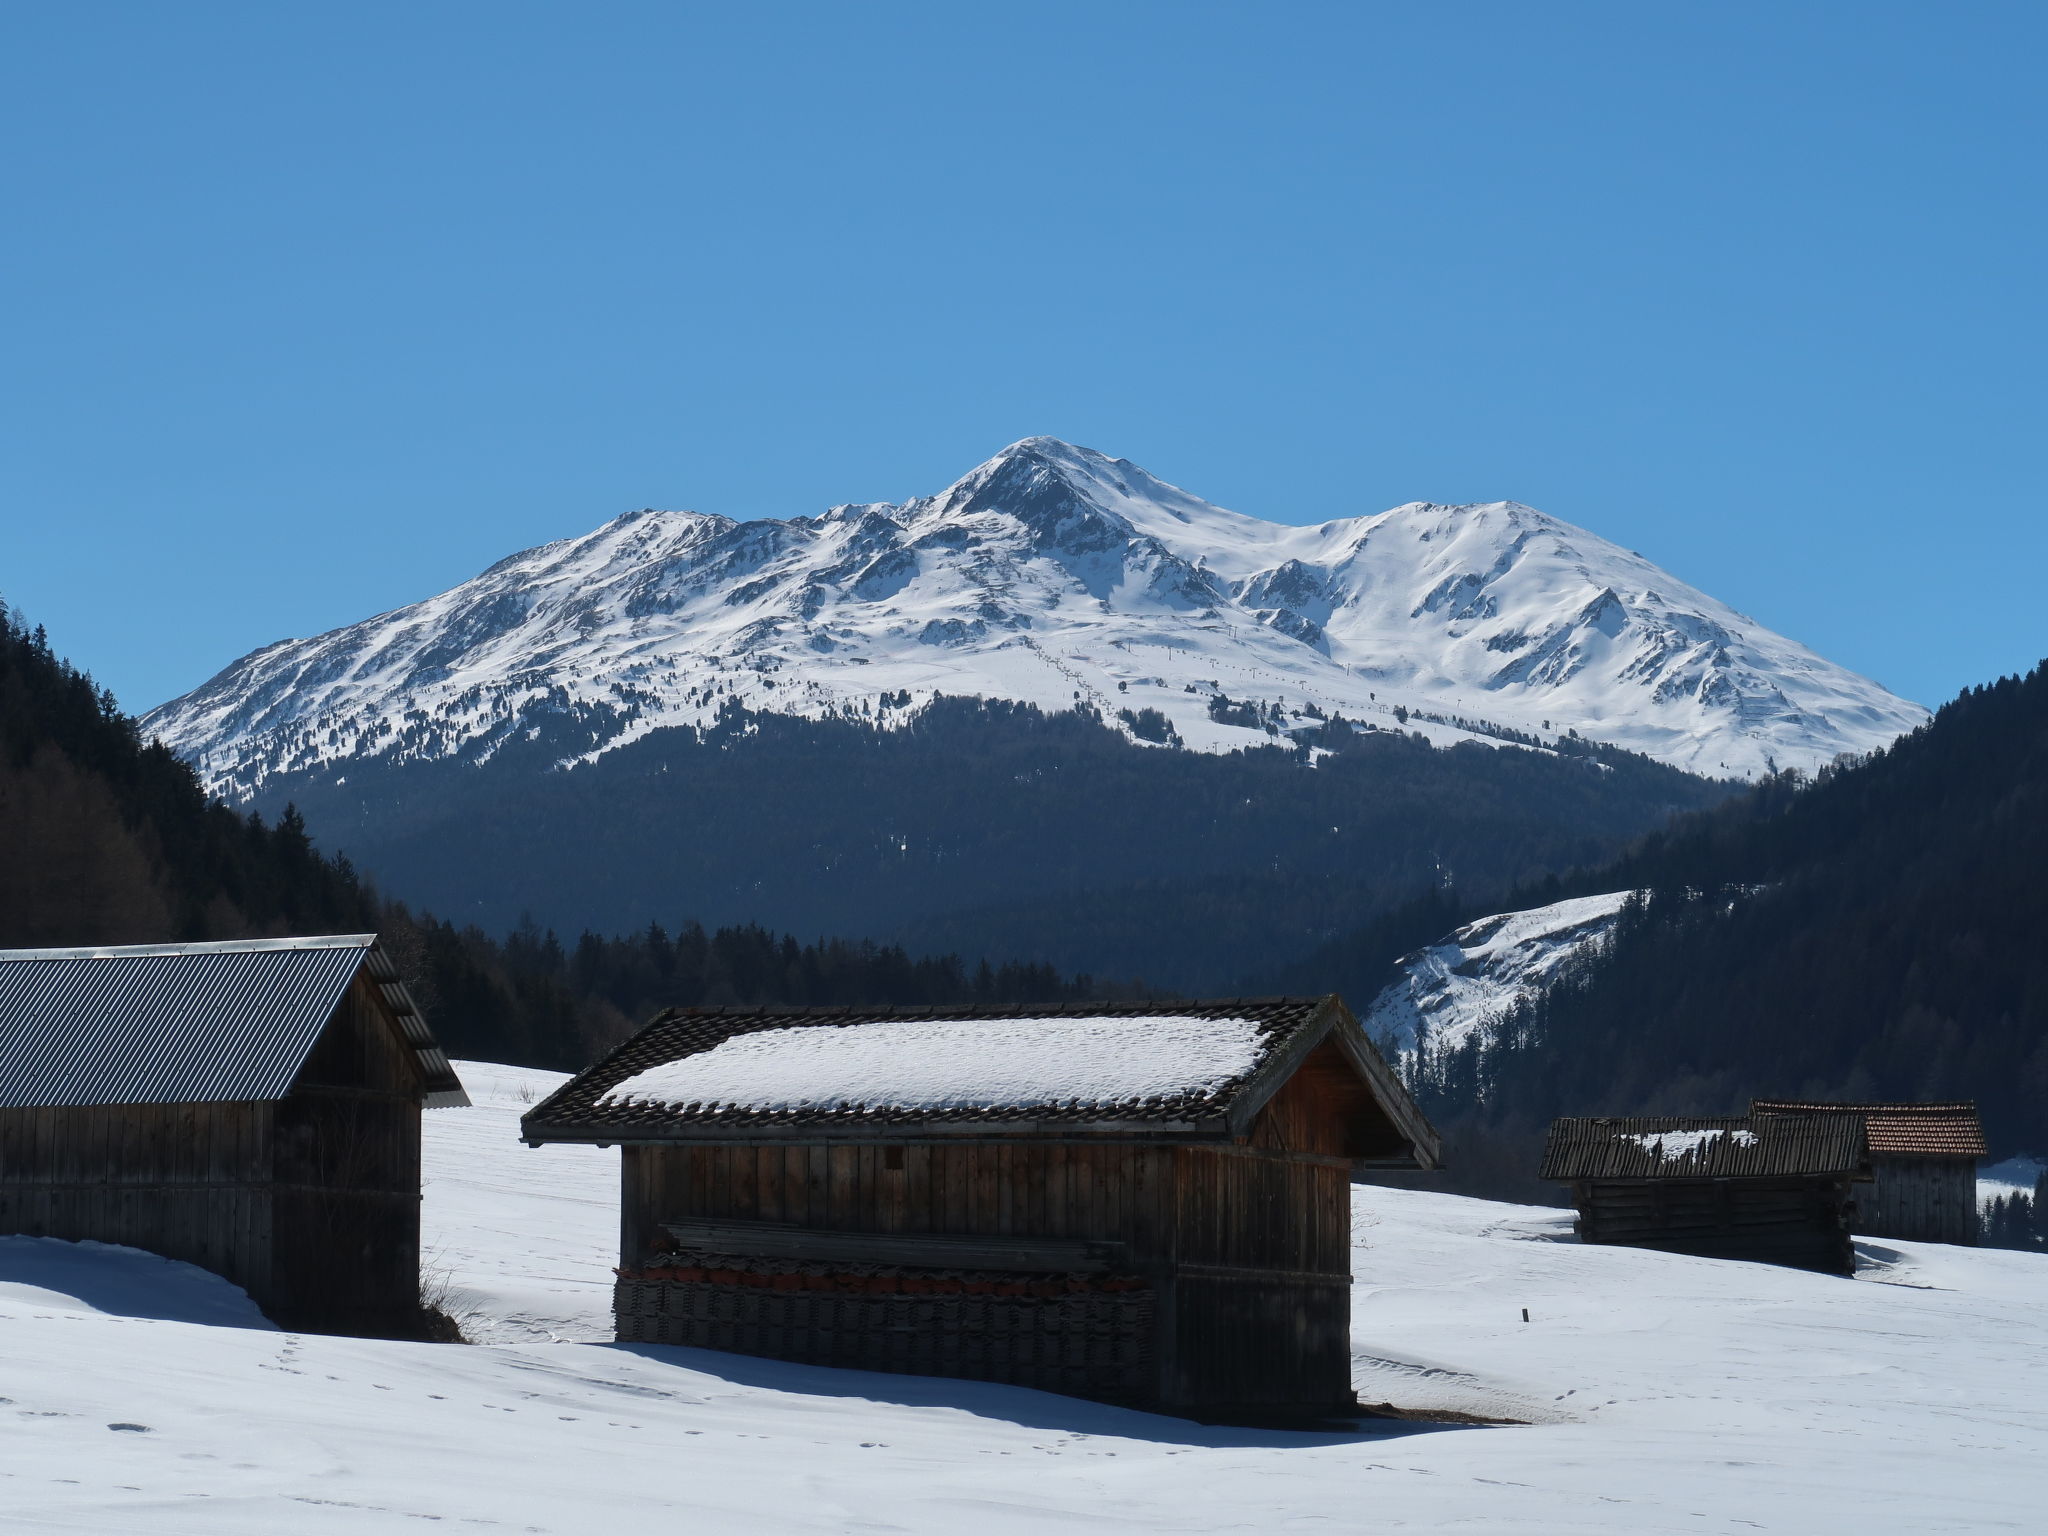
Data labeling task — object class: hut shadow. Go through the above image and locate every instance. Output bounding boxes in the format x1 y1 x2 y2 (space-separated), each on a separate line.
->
0 1236 277 1330
605 1341 1500 1447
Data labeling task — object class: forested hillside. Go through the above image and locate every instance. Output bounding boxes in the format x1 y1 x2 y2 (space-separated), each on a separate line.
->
0 603 1123 1070
238 696 1730 990
1374 661 2048 1197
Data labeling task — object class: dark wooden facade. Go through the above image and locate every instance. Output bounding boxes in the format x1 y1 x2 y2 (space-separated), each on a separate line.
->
1752 1101 1985 1246
0 936 466 1335
1542 1115 1868 1275
527 998 1439 1419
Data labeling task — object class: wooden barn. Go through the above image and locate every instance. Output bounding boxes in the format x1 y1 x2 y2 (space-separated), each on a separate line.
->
522 995 1439 1420
1541 1114 1868 1274
1752 1100 1985 1245
0 935 468 1335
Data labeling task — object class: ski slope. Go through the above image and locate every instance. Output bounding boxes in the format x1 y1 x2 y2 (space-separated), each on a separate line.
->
0 1059 2041 1534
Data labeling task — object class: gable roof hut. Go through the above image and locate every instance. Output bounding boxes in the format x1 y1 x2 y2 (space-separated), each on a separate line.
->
523 994 1438 1420
1751 1100 1985 1246
0 934 466 1335
1541 1114 1868 1275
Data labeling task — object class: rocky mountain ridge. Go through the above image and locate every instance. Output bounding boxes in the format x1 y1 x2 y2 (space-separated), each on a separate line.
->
145 438 1927 793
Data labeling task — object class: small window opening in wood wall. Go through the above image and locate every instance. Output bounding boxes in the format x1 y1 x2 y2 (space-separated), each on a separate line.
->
884 1146 905 1172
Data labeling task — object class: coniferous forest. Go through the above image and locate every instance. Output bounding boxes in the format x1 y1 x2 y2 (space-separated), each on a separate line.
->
1360 660 2048 1201
0 604 1135 1070
235 692 1731 991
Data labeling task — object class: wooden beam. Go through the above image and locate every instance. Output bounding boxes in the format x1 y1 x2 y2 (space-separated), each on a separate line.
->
659 1217 1129 1273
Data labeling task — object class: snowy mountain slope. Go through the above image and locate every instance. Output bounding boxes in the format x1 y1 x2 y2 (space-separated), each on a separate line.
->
144 438 1926 796
3 1057 2044 1534
1361 891 1637 1062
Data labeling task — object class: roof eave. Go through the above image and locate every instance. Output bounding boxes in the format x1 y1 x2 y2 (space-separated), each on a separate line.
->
362 942 470 1108
521 1114 1236 1147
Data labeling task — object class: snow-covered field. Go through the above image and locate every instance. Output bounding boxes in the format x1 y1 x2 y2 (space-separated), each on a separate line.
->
3 1060 2042 1533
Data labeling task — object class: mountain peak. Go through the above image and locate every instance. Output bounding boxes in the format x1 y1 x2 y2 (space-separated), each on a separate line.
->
987 435 1129 470
142 440 1929 792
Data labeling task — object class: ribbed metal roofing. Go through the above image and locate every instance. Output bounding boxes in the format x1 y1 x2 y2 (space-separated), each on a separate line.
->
0 935 468 1110
1540 1114 1866 1182
1751 1100 1987 1158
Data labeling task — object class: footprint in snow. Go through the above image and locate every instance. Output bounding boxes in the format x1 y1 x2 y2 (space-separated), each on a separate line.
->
108 1424 153 1433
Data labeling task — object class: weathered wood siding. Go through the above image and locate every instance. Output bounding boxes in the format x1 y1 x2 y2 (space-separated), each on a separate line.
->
0 1098 276 1296
616 1140 1176 1404
1572 1174 1856 1274
271 973 426 1332
613 1046 1361 1415
1164 1049 1356 1412
1855 1156 1979 1245
0 972 426 1334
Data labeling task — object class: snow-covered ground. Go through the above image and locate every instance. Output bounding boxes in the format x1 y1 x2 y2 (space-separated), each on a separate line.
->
1360 890 1636 1061
3 1059 2043 1533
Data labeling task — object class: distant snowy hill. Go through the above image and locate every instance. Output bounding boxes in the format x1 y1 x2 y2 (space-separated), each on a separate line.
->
3 1057 2043 1533
1360 892 1636 1062
145 438 1925 795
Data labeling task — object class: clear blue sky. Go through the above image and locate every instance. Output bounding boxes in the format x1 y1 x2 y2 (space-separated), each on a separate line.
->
2 1 2041 715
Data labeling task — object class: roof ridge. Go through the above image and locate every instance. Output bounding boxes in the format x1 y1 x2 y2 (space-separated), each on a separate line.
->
0 934 379 963
1754 1099 1978 1113
644 998 1327 1020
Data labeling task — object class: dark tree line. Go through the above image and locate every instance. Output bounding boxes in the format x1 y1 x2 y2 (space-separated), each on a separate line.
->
1981 1176 2047 1251
0 602 1132 1071
246 689 1731 991
0 610 370 945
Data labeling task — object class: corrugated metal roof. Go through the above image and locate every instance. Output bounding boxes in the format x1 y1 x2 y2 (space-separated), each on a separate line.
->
0 934 468 1110
523 996 1435 1164
1751 1100 1986 1158
1540 1114 1866 1182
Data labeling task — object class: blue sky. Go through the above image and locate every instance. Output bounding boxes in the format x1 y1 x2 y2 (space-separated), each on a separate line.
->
2 1 2041 715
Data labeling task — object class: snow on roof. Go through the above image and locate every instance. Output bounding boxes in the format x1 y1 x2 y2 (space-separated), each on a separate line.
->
596 1014 1266 1116
1541 1115 1866 1181
1623 1128 1759 1163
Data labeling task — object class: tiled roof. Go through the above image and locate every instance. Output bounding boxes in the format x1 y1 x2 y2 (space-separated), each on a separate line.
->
1751 1100 1986 1159
0 935 468 1110
525 997 1339 1140
1540 1114 1867 1182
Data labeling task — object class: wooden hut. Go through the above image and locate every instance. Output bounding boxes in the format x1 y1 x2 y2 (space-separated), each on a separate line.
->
1751 1100 1985 1245
522 995 1438 1420
0 935 467 1335
1541 1114 1867 1274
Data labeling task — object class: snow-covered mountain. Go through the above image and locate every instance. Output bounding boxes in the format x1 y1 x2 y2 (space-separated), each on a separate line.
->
145 438 1926 795
1360 892 1637 1064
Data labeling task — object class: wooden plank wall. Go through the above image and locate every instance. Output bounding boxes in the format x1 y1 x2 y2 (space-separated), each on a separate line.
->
0 1099 276 1301
1168 1146 1352 1411
1856 1156 1979 1245
1574 1175 1856 1274
270 972 427 1332
624 1140 1182 1264
615 1054 1363 1414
